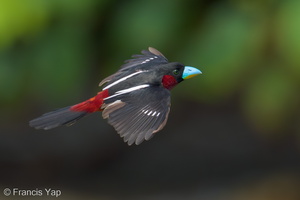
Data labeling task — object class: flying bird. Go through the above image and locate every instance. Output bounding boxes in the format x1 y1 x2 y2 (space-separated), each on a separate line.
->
29 47 202 145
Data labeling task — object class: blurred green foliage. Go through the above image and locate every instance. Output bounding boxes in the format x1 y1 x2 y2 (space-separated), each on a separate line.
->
1 0 300 141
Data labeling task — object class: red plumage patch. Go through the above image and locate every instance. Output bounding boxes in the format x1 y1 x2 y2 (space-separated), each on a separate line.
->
162 75 178 90
70 89 109 113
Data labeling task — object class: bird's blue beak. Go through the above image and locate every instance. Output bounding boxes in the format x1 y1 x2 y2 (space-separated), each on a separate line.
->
182 66 202 79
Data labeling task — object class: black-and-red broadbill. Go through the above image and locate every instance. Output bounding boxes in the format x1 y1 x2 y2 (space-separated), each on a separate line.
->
30 47 202 145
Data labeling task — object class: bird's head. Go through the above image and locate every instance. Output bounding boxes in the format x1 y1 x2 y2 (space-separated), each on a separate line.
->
158 62 202 90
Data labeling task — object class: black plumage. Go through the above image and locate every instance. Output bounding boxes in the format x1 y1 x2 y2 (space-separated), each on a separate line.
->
99 48 186 145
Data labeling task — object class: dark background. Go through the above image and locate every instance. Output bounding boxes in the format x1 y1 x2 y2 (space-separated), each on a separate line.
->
0 0 299 199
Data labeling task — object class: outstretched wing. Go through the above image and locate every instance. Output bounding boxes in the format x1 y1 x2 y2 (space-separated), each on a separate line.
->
120 47 168 71
102 86 171 145
99 47 168 87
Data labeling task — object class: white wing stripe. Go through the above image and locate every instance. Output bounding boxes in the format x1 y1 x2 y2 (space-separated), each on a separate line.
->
141 56 158 64
104 84 150 100
103 70 145 90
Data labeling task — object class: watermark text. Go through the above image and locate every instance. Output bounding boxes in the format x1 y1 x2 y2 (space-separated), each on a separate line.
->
3 188 61 197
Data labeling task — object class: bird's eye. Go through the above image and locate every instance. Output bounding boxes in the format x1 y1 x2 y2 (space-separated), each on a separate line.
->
173 69 179 75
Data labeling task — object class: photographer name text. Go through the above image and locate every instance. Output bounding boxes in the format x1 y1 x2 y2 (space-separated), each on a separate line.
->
3 188 61 197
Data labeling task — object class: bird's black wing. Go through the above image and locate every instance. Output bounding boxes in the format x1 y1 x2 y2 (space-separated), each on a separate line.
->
101 86 171 145
120 47 168 71
99 47 168 87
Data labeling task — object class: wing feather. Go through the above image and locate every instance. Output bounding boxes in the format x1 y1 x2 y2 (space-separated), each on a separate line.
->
102 87 171 145
99 47 168 87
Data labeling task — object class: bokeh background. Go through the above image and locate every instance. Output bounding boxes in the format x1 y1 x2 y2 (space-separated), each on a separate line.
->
1 0 300 199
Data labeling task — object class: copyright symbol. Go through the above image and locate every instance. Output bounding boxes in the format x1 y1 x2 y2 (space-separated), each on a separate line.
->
3 188 11 196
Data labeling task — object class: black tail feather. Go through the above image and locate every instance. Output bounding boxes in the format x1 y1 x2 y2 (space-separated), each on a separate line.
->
29 106 89 130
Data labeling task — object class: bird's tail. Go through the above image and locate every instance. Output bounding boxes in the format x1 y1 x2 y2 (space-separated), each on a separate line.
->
29 90 109 130
29 106 89 130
